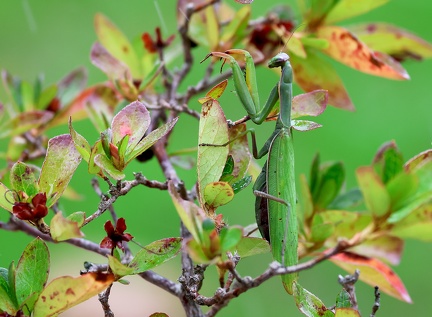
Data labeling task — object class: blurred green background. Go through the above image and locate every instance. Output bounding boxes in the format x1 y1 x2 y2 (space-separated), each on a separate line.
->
0 0 431 316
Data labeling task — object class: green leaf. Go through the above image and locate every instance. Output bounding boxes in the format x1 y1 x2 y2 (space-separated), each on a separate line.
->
94 153 125 180
107 256 135 277
350 23 432 62
0 268 17 315
94 13 141 78
149 313 169 317
235 237 270 258
319 210 372 242
50 212 84 241
203 182 234 209
230 175 252 194
0 111 54 138
313 161 345 210
221 156 234 177
186 238 211 264
293 282 334 317
21 81 35 111
33 272 115 317
291 49 354 110
372 141 404 184
331 252 411 303
219 227 242 252
391 203 432 241
68 118 91 163
204 6 219 51
67 211 85 227
36 85 57 110
38 134 82 207
324 0 389 25
386 171 418 211
128 238 182 274
335 289 351 308
302 0 339 28
125 117 178 164
197 99 229 210
10 162 39 197
292 120 322 131
310 214 334 242
328 188 363 209
356 166 390 217
15 238 49 312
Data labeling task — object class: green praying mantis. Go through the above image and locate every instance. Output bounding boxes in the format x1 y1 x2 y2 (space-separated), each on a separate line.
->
202 49 298 294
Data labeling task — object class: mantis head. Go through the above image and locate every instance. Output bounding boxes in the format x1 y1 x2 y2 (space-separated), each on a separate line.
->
268 52 290 69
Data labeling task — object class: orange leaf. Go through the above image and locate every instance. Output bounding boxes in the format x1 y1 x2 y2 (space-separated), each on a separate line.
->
317 26 409 80
331 252 411 303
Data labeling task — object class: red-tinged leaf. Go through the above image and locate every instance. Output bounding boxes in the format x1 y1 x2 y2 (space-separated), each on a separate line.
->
128 238 182 274
391 203 432 241
38 135 82 207
47 84 118 129
91 42 132 81
350 235 404 265
317 26 410 80
266 89 328 121
57 67 87 106
356 166 390 217
292 90 328 119
201 80 228 102
235 0 253 3
125 117 178 164
324 0 389 25
404 149 432 173
293 282 334 317
33 272 115 317
111 101 150 151
291 50 354 110
331 252 412 303
292 120 322 131
94 13 142 78
349 23 432 62
50 212 84 242
197 100 229 210
1 111 54 137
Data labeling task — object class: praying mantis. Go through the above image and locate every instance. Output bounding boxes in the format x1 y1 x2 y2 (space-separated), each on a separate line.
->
202 49 298 294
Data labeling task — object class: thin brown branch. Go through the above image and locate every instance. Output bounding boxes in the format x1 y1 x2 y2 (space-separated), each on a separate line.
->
98 284 115 317
338 269 360 311
370 286 381 317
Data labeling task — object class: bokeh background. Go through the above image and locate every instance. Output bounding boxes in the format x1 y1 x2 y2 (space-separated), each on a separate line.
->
0 0 431 316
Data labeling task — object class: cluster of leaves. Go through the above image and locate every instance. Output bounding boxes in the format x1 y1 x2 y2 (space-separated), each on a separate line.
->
186 0 432 110
0 1 432 316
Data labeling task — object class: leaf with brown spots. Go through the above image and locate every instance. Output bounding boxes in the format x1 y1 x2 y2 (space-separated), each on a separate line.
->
293 282 334 317
331 252 411 302
197 99 229 211
33 272 114 317
349 23 432 62
317 26 410 80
